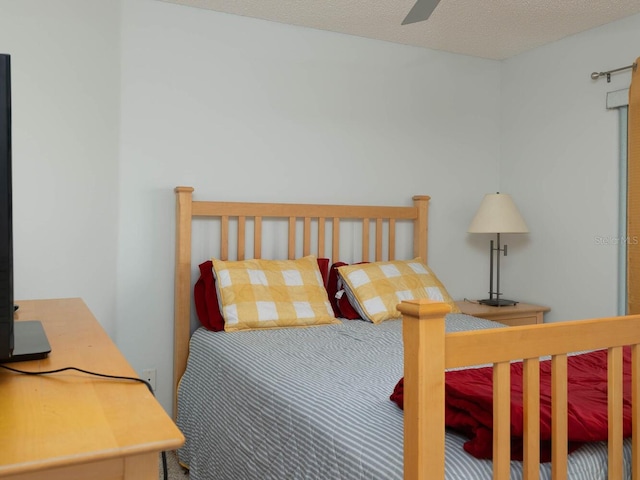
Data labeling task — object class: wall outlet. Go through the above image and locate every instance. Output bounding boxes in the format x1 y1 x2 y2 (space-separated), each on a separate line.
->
142 368 157 392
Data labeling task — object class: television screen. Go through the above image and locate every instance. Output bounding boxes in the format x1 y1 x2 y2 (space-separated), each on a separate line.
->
0 54 50 362
0 53 13 360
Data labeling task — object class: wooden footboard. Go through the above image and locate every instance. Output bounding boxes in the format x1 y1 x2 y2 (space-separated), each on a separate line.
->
399 299 640 480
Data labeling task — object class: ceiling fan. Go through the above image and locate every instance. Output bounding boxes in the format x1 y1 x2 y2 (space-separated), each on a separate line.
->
402 0 442 25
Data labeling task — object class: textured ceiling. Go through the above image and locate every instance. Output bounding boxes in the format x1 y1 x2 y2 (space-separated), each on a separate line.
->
157 0 640 60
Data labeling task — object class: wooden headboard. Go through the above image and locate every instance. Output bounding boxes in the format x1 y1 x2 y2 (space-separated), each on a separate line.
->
173 186 430 414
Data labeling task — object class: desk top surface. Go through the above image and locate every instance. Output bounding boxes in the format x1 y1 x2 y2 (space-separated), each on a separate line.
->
0 298 184 476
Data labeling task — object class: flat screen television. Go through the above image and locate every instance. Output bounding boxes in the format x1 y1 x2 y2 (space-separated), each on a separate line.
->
0 53 50 363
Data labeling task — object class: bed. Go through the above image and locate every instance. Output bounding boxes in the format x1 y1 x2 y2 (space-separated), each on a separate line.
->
173 186 640 480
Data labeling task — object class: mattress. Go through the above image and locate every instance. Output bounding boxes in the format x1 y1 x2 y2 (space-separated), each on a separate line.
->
176 314 631 479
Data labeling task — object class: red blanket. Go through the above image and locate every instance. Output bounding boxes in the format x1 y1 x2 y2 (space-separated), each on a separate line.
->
390 348 632 461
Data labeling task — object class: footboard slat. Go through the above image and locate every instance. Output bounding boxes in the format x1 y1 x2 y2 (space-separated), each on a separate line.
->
551 354 568 480
493 362 511 479
609 346 624 480
633 345 640 479
523 358 540 480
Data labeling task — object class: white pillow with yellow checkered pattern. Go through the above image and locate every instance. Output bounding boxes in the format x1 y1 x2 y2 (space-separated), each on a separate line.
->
212 255 339 332
337 258 460 324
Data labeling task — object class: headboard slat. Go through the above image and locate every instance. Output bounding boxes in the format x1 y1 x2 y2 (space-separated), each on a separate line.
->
362 218 370 262
237 216 246 261
413 196 429 260
254 217 262 259
288 217 295 260
303 217 311 257
375 218 383 261
332 218 340 261
389 219 396 260
318 218 326 258
220 216 229 260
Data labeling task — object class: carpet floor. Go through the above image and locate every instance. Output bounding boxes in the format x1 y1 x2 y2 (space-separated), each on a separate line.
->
159 451 189 480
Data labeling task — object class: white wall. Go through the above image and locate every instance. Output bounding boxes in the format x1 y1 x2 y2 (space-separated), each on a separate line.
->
500 13 640 323
118 0 501 410
10 0 634 415
0 1 121 336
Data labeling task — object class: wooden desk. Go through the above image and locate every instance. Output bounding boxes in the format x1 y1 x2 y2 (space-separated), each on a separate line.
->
0 298 184 480
455 300 550 326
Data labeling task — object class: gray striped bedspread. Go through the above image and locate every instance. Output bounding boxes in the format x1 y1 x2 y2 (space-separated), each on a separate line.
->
176 314 631 479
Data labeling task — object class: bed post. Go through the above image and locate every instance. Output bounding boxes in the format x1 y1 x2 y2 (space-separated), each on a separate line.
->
412 196 430 261
174 186 194 418
398 299 451 480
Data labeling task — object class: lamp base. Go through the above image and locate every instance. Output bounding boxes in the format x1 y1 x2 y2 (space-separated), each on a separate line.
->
478 298 518 307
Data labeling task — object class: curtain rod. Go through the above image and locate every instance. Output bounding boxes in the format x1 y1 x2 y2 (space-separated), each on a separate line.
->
591 62 637 83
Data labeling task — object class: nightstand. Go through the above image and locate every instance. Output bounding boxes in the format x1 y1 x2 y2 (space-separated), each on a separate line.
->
455 300 550 326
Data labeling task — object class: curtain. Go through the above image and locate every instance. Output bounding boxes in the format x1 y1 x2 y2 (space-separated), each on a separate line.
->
629 58 640 314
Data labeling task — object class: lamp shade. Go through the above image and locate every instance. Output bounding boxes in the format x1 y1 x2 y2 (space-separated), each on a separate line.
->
468 193 529 234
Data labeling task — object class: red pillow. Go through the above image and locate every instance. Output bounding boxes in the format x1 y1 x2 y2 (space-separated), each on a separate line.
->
316 257 330 287
326 261 369 320
194 257 331 331
193 260 225 331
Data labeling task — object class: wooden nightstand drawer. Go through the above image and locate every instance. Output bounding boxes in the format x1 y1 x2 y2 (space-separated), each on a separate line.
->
495 314 540 327
455 300 549 326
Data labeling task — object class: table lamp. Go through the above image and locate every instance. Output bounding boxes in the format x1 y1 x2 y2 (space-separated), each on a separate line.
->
468 193 529 306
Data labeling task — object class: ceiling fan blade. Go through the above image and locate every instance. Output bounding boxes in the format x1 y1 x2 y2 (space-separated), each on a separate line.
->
401 0 441 25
